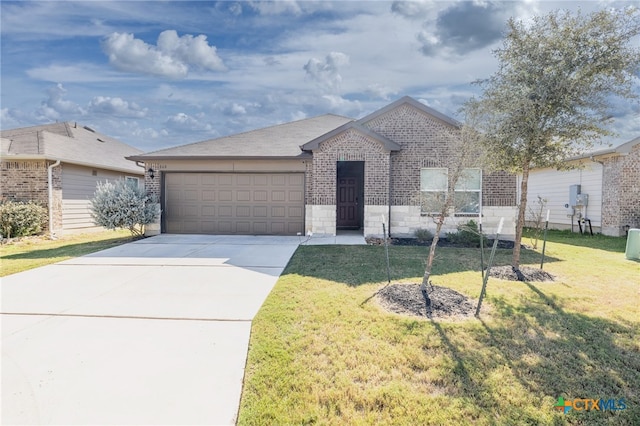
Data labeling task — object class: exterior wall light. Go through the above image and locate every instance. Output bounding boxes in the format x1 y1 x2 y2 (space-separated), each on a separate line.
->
148 168 155 179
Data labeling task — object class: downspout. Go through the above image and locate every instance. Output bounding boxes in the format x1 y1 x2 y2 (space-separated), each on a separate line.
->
48 160 61 237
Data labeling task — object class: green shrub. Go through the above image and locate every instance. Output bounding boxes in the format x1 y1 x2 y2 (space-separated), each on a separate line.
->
414 228 434 242
446 219 484 247
0 200 48 238
90 179 160 237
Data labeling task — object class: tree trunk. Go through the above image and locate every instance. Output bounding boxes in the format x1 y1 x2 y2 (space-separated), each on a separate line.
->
421 216 445 290
512 162 530 270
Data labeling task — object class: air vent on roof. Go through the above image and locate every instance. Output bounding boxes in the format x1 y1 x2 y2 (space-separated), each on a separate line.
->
97 138 105 143
83 126 95 133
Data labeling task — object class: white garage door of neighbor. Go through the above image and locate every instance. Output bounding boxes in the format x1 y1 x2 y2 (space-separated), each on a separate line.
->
164 173 305 235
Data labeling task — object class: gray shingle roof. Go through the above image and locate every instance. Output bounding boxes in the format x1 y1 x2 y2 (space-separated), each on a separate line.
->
1 122 143 174
129 114 354 160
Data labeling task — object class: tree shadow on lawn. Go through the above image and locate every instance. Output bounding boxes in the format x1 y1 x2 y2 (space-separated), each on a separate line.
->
430 281 640 425
285 245 559 287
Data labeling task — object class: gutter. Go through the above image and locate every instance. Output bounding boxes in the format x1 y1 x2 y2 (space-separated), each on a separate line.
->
2 154 143 175
47 160 61 237
125 155 312 161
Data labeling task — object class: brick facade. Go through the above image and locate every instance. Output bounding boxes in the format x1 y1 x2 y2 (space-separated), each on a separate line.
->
601 143 640 235
0 160 62 232
305 102 518 237
309 128 390 206
363 104 516 207
143 163 162 236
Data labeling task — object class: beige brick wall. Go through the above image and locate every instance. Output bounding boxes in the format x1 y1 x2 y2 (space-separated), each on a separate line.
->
389 205 516 239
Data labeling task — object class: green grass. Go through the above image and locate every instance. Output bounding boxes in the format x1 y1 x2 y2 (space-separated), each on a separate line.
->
0 230 133 276
239 230 640 425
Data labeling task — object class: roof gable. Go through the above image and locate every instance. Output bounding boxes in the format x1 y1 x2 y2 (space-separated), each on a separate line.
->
358 96 461 129
301 122 401 152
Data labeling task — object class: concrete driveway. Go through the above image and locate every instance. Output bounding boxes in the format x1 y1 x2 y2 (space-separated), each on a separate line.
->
1 234 299 425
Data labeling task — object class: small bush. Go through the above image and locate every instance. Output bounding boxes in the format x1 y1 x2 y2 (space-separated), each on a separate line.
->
0 200 47 238
446 220 484 247
414 228 433 242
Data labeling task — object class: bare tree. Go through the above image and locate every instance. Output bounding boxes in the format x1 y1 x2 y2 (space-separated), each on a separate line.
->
420 123 484 305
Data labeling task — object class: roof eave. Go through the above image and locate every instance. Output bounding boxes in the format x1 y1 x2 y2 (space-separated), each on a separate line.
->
126 154 312 162
1 154 144 175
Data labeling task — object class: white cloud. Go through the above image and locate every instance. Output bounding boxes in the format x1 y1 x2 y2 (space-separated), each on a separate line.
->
35 83 85 121
88 96 148 118
291 110 308 121
26 63 126 83
303 52 350 94
246 1 303 15
132 127 165 140
391 0 439 20
318 95 362 117
366 84 398 100
227 103 247 115
164 112 214 132
1 108 23 129
102 30 225 79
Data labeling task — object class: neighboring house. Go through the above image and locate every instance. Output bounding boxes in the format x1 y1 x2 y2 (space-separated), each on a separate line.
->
1 122 144 234
522 136 640 236
129 97 517 238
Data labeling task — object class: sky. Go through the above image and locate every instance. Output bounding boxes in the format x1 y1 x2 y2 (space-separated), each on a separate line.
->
1 0 638 152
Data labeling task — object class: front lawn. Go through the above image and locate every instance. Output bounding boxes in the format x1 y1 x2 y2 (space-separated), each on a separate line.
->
0 230 132 277
239 231 639 425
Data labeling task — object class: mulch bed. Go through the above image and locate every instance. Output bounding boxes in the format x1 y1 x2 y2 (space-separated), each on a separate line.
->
487 265 555 282
377 284 476 319
366 237 517 249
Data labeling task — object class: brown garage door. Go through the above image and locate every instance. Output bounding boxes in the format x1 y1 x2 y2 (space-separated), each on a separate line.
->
164 173 304 235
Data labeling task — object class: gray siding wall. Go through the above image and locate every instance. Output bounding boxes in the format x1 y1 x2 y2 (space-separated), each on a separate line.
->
62 163 142 230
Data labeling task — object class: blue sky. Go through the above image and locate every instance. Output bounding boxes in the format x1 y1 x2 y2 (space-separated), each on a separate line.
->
1 1 638 152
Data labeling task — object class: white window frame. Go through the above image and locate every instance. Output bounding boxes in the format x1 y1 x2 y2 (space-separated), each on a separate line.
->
125 176 140 188
454 168 482 214
420 168 448 214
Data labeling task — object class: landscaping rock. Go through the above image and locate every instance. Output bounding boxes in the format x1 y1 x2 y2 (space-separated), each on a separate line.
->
377 284 476 319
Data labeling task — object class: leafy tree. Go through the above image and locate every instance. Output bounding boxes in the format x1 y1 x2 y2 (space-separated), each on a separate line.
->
465 8 640 272
90 179 160 237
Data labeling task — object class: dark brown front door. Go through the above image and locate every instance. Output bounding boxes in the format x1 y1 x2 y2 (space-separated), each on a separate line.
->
337 176 360 228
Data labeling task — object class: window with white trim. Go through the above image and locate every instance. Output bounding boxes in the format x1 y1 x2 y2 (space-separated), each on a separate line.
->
125 176 140 188
454 168 481 213
420 168 448 213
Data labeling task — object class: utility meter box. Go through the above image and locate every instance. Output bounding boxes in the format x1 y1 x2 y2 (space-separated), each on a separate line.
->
569 184 581 207
575 193 589 206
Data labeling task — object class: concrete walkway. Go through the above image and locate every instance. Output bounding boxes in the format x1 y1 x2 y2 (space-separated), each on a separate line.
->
1 235 299 425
